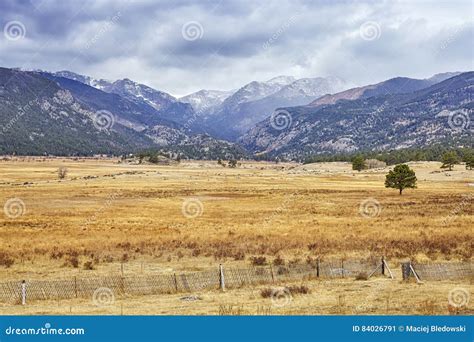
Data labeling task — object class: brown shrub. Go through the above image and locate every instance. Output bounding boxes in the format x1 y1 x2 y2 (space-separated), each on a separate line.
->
83 260 95 270
260 285 310 298
355 272 369 281
250 256 267 266
273 255 285 266
260 288 273 298
64 256 79 268
0 252 14 268
232 249 245 261
50 249 64 260
287 285 311 295
57 167 68 179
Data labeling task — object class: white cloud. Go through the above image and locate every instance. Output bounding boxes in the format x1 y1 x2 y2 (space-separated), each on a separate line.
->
1 0 472 96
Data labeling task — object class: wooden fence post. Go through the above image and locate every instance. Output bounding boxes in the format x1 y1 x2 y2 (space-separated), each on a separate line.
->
173 273 178 292
21 280 26 305
401 262 410 280
316 257 320 278
74 276 78 298
409 261 422 283
219 264 225 291
381 256 385 276
383 258 394 279
270 265 275 283
120 276 125 295
341 259 344 278
402 261 420 283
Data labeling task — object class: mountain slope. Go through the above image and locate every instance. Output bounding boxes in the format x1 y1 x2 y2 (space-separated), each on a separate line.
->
308 73 461 107
0 68 154 155
41 72 183 131
179 89 234 114
206 76 346 140
239 72 473 159
0 68 246 158
52 71 196 129
53 70 111 90
102 79 196 127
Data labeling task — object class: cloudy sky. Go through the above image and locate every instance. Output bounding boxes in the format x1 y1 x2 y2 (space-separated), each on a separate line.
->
0 0 472 97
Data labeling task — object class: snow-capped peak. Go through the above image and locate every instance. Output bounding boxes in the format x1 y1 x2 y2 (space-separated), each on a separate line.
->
180 89 233 112
265 75 297 87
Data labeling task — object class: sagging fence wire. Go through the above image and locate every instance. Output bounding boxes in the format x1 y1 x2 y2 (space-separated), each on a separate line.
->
1 258 472 305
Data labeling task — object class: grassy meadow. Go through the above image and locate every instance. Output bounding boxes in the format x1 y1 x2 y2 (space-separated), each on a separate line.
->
0 157 472 314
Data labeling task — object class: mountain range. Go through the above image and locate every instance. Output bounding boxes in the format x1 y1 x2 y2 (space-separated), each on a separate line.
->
240 72 473 158
0 67 472 160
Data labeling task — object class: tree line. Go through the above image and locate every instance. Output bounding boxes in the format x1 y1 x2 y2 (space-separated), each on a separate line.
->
304 146 474 167
351 150 473 172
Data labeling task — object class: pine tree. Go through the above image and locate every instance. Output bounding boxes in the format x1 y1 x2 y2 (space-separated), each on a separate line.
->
385 164 417 195
441 151 459 171
464 154 474 170
352 155 366 171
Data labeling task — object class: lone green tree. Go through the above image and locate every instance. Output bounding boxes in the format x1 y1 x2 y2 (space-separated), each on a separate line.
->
352 155 366 172
385 164 417 195
463 153 474 170
440 151 459 171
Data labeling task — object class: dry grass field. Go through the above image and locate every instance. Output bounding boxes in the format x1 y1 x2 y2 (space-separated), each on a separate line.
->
0 157 472 315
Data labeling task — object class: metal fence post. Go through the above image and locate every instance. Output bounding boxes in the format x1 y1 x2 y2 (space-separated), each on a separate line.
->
21 280 26 305
219 264 225 291
381 256 385 276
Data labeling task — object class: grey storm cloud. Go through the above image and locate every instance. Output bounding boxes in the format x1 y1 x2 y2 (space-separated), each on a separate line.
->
0 0 472 97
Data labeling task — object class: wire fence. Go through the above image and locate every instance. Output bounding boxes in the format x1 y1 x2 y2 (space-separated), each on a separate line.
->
402 261 473 282
0 258 384 304
1 258 472 305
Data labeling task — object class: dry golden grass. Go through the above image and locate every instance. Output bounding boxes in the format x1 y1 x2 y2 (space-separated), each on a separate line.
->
0 275 472 316
0 157 472 314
